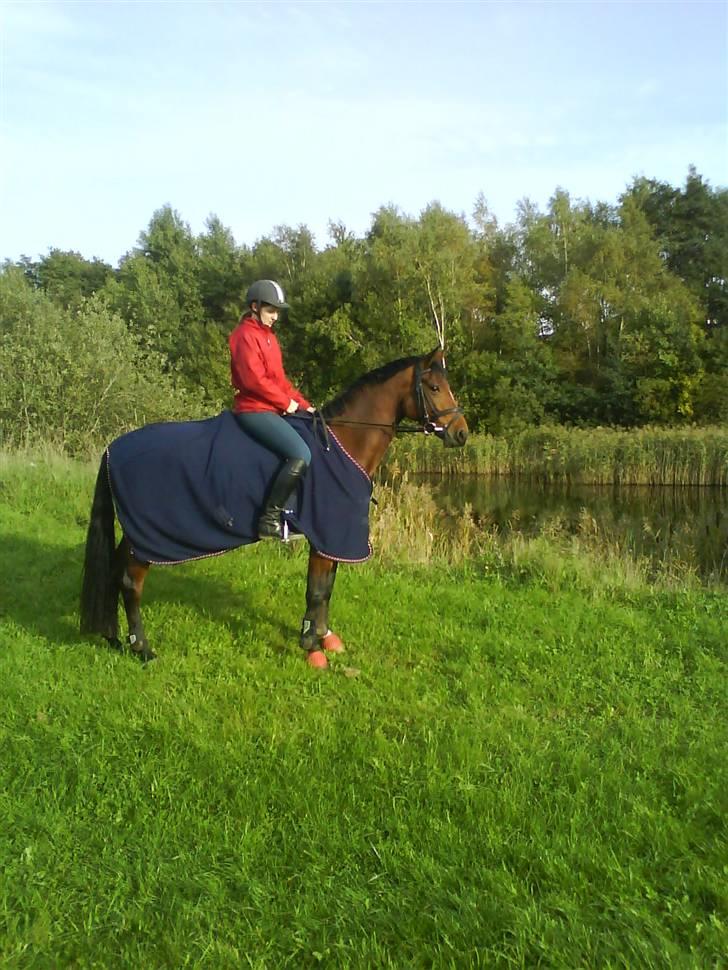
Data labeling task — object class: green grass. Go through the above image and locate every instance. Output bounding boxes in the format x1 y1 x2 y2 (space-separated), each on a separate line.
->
1 453 727 968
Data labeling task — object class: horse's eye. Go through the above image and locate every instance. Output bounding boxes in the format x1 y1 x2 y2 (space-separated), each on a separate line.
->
430 385 440 393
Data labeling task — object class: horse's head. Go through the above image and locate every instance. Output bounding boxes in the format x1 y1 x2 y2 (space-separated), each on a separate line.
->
407 348 468 448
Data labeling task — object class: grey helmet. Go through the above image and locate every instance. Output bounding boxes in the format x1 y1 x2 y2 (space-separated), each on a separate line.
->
246 279 289 309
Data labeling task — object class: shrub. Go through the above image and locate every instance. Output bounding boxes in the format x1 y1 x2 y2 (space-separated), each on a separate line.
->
0 268 206 454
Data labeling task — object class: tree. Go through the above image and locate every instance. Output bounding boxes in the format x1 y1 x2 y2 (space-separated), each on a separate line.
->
625 168 728 422
513 191 705 425
464 277 557 434
625 167 728 328
272 224 317 284
357 205 422 357
355 203 492 366
104 206 230 404
11 249 114 309
409 202 490 352
197 214 246 328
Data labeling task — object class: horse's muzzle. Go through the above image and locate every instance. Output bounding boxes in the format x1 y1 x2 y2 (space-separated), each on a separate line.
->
440 422 468 448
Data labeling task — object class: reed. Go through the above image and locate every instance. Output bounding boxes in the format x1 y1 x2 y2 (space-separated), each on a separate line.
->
385 426 728 485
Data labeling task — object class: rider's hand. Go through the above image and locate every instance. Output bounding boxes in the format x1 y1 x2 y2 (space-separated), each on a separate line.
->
285 399 299 414
306 406 316 413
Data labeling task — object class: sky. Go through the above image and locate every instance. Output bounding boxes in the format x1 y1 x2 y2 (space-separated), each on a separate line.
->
1 0 726 266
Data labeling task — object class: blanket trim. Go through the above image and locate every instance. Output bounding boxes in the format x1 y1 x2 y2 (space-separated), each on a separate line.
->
312 543 373 564
327 428 372 485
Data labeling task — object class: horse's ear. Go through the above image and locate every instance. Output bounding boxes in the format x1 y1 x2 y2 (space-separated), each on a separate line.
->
426 347 445 368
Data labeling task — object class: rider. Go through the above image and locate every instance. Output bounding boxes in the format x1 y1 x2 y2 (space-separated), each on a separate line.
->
229 279 315 539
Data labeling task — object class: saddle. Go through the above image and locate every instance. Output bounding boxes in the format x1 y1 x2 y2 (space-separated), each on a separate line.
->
106 411 373 565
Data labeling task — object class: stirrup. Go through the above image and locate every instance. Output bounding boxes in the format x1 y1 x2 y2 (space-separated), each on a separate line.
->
282 519 305 543
280 519 305 543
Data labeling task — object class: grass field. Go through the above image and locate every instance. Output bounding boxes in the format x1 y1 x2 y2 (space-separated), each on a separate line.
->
1 452 726 968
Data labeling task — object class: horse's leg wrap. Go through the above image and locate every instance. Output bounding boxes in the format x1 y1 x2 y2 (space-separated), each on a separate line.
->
300 617 321 653
301 556 338 653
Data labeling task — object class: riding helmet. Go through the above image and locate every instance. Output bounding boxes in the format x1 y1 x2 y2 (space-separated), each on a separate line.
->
246 279 289 309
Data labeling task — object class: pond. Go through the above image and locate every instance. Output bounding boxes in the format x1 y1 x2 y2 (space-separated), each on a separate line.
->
408 474 728 582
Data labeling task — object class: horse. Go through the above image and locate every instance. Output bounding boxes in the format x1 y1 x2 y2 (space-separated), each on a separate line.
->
79 346 468 668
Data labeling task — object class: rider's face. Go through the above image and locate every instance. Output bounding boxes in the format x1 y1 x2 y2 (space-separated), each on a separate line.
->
254 302 279 327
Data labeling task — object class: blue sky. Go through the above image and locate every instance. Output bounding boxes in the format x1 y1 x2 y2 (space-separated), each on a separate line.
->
1 0 726 265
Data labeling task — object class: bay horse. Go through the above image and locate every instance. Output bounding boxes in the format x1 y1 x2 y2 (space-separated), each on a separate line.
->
79 347 468 668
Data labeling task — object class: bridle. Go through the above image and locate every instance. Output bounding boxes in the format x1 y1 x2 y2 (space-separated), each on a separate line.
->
412 360 465 438
307 359 465 446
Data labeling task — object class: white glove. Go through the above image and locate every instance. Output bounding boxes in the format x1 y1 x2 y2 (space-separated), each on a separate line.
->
285 399 299 414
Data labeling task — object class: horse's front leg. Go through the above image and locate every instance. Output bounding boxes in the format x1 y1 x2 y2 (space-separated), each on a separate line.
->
301 550 342 668
117 538 156 662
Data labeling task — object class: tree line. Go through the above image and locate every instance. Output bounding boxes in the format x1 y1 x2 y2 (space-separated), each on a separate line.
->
1 166 726 452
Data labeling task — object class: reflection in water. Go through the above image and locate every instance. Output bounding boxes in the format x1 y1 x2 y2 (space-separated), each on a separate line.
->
408 474 728 581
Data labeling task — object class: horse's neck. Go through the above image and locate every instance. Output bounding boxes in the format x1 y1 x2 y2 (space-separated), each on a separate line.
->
330 378 406 478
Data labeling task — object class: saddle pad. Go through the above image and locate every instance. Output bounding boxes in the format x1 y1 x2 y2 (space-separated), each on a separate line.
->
106 411 373 564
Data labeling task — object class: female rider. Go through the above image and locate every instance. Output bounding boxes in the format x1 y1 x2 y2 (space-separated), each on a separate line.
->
229 279 314 539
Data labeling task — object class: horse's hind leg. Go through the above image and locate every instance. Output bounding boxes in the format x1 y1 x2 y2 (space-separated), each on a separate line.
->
117 538 156 662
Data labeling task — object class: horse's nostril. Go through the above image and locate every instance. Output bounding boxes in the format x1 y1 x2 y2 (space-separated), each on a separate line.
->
456 428 468 445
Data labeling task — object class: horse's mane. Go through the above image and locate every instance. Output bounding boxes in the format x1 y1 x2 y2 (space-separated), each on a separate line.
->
323 355 420 418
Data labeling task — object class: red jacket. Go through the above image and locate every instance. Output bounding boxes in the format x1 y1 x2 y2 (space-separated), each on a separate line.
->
229 315 311 414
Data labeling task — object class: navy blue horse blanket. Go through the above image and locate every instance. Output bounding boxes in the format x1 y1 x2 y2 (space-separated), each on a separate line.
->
106 412 373 565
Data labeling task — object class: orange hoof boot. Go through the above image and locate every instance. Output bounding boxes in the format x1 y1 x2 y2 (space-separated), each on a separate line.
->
306 649 328 669
322 630 344 654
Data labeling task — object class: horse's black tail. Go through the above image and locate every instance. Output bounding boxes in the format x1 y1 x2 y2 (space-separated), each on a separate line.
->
80 454 119 639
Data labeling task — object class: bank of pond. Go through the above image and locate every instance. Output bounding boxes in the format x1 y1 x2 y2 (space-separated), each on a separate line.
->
375 426 727 584
391 474 728 584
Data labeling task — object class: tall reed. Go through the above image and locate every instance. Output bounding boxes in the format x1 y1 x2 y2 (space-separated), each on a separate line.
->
384 426 728 485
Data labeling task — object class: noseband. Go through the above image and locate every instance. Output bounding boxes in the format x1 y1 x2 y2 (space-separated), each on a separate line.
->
413 361 465 437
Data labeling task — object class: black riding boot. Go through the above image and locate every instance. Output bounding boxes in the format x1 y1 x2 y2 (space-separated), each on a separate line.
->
258 458 308 539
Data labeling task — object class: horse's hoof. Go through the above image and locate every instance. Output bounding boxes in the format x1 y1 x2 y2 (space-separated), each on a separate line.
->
127 634 156 663
306 649 328 669
322 630 344 653
105 637 124 653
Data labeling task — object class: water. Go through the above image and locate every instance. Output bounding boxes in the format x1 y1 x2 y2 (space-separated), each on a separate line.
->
412 474 728 581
